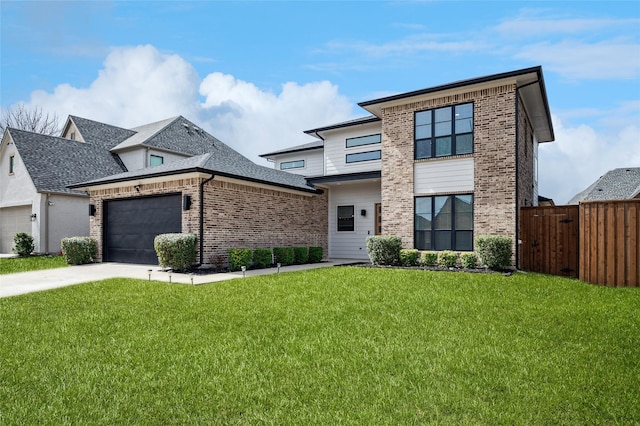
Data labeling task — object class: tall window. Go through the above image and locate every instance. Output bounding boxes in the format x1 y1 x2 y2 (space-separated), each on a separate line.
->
9 155 15 174
415 194 473 251
415 103 473 159
280 160 305 170
337 205 355 232
150 155 164 166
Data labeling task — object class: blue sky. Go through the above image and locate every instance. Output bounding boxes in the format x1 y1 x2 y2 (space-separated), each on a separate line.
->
1 1 639 203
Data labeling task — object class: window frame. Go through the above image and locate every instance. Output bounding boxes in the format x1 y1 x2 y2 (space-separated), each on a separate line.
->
414 102 474 160
150 154 164 167
345 150 381 164
337 205 355 232
280 159 305 170
346 133 381 148
9 155 15 174
414 194 474 251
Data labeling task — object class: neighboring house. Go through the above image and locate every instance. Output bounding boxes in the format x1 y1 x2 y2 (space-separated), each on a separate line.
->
262 66 555 265
568 168 640 204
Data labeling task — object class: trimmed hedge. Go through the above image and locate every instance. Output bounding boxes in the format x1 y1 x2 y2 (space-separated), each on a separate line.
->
252 248 272 269
437 250 458 268
366 236 401 266
61 237 97 265
475 235 513 270
308 246 323 263
420 251 438 267
460 252 478 269
293 247 309 265
154 233 197 271
400 249 419 267
13 232 34 257
273 247 294 266
227 248 252 272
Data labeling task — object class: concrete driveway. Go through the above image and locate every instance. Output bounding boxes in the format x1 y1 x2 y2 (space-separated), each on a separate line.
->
0 259 361 298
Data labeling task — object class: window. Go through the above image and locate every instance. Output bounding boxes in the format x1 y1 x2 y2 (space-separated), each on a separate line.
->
415 103 473 159
70 132 76 141
150 155 164 166
9 155 15 174
346 150 381 163
280 160 305 170
346 133 381 148
415 194 473 251
337 205 355 232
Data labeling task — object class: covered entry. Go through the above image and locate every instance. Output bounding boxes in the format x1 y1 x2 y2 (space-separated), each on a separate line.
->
104 194 182 264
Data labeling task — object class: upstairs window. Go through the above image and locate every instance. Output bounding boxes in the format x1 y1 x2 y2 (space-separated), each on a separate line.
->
280 160 305 170
346 133 381 148
346 150 381 163
9 155 15 174
415 103 473 159
150 155 164 167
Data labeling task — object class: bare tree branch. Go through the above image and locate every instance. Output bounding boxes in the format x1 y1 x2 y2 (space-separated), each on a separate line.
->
1 105 61 136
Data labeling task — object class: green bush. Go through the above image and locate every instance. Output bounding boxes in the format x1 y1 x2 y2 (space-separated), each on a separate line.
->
13 232 34 257
293 247 309 265
400 249 419 267
273 247 294 266
154 233 197 271
420 251 438 267
475 235 513 270
437 250 458 268
460 252 478 269
228 248 253 272
252 248 272 269
308 246 323 263
366 236 402 266
61 237 97 265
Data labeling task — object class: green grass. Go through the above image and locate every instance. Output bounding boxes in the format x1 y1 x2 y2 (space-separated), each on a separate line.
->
1 268 638 425
0 255 68 274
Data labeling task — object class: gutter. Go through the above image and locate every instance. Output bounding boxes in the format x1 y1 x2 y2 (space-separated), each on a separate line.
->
199 174 215 265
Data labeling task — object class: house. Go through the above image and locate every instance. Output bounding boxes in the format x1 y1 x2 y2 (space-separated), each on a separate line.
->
568 167 640 204
262 66 555 265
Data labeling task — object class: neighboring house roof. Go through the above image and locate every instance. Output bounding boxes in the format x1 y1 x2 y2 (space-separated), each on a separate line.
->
7 128 125 195
568 167 640 204
67 116 136 150
259 140 324 158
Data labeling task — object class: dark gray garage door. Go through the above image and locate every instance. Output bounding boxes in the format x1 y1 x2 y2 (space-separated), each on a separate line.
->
104 194 182 264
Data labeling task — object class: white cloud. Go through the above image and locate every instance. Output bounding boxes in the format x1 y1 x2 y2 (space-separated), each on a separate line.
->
495 17 640 37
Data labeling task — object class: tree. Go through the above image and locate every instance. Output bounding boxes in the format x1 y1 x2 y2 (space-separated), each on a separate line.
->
1 105 61 136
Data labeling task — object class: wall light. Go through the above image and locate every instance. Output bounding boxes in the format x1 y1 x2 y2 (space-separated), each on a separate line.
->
134 185 141 193
361 209 367 216
89 204 96 216
30 213 37 221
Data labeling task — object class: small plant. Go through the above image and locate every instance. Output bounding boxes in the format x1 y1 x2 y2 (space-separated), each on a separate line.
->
308 246 323 263
252 248 272 269
460 252 478 269
400 249 419 267
437 250 458 268
475 235 513 270
228 248 253 272
293 247 309 265
273 247 294 266
154 233 197 271
13 232 34 257
420 251 438 267
366 235 402 266
61 237 97 265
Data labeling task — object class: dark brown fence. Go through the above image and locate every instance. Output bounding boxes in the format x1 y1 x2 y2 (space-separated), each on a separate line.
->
579 200 639 287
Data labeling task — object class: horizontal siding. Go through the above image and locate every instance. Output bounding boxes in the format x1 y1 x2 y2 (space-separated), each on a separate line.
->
324 122 382 176
414 157 474 194
328 180 381 259
274 150 324 177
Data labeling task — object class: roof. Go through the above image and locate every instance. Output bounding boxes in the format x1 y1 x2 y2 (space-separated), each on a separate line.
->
303 115 380 136
67 116 136 150
7 128 125 195
260 140 324 158
568 167 640 204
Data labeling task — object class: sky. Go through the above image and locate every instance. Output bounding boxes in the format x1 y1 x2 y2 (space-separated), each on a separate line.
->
1 1 639 204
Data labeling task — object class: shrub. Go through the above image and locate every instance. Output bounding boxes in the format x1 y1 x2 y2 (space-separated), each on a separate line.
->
273 247 294 266
400 249 419 267
475 235 513 270
366 236 401 266
308 246 323 263
437 250 458 268
154 233 197 271
460 252 478 269
13 232 34 257
61 237 97 265
420 251 438 267
293 247 309 265
252 248 272 269
227 248 253 272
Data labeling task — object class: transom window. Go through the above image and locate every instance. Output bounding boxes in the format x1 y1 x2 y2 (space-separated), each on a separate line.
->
415 194 473 251
150 155 164 167
346 150 381 163
346 133 381 148
337 205 355 232
415 103 473 159
280 160 305 170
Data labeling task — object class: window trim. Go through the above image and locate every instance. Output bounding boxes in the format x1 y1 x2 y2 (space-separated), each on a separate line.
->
337 205 355 232
345 150 381 164
280 159 305 170
414 102 474 160
346 133 381 148
414 194 474 251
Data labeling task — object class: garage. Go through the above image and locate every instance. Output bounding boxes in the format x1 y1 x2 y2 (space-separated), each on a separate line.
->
104 194 182 264
0 205 32 253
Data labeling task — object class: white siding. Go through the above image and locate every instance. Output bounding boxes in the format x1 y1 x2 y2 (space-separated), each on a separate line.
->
414 157 474 195
328 180 381 259
274 150 324 177
324 122 382 176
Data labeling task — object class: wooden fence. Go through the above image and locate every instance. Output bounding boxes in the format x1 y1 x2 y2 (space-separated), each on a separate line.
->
520 200 640 287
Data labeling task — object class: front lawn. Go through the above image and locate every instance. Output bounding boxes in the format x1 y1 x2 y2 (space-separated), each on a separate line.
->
1 268 638 424
0 255 68 275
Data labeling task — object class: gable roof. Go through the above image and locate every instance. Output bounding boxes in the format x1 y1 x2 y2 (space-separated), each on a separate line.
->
7 128 125 195
67 116 136 150
568 167 640 204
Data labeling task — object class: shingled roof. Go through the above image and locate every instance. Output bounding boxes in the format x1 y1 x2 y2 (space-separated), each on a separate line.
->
568 167 640 204
7 128 125 195
68 115 136 150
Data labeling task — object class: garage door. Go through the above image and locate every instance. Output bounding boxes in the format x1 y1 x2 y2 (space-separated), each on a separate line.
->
104 194 182 264
0 205 32 253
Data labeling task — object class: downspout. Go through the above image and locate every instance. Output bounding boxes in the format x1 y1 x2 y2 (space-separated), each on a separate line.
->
199 174 215 265
44 193 50 253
